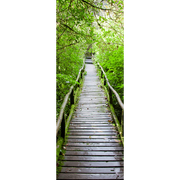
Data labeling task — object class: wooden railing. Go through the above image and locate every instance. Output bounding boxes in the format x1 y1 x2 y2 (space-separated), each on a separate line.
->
97 62 124 146
56 62 85 137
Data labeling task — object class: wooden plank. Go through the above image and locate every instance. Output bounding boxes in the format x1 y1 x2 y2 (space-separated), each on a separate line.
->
80 95 105 98
60 167 123 173
70 122 110 124
65 151 123 156
79 95 106 98
68 132 117 135
71 119 112 122
78 102 107 104
75 109 108 113
64 156 123 161
82 86 102 89
62 161 123 167
83 80 99 82
71 119 113 122
76 107 107 109
73 115 110 118
69 124 113 127
80 89 104 92
81 87 102 90
68 130 116 133
83 82 100 84
67 136 119 139
79 97 107 100
71 120 112 123
71 121 111 123
74 112 110 115
79 97 105 101
78 101 107 107
66 143 120 147
57 173 124 179
67 139 121 143
78 101 107 104
65 147 123 151
77 104 108 108
80 93 105 97
72 116 112 118
68 126 114 129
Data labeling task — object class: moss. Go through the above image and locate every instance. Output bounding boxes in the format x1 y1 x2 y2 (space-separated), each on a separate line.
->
65 105 75 133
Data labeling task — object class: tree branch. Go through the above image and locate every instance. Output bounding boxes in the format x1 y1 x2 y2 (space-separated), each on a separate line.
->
58 28 67 39
61 23 93 39
58 41 80 50
81 0 111 10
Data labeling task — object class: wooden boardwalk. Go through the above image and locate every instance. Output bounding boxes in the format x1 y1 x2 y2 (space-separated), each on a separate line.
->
57 60 124 179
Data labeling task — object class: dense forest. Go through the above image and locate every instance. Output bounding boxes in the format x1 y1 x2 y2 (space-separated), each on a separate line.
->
56 0 124 120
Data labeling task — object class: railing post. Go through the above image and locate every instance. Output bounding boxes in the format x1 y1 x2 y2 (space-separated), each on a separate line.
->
70 89 74 105
61 113 66 139
121 110 124 136
81 71 83 79
104 77 106 86
77 79 80 88
109 87 113 104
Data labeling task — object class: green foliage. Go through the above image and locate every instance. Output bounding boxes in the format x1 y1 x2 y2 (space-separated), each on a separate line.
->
56 0 124 120
94 38 124 100
93 3 124 119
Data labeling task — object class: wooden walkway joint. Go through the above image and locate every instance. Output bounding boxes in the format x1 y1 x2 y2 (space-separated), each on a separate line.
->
57 58 124 179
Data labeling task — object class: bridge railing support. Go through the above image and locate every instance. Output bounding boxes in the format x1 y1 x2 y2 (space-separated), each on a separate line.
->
56 60 85 160
96 62 124 146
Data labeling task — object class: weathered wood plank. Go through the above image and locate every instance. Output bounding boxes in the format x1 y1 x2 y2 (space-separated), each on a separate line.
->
70 122 111 124
78 99 105 102
67 136 119 139
74 112 110 115
65 151 123 156
78 101 107 104
72 117 112 120
79 99 104 102
68 132 117 135
72 115 112 118
75 109 108 113
67 139 120 143
77 104 108 108
72 119 112 121
57 173 124 179
66 143 120 147
68 126 115 129
68 130 116 133
69 124 113 127
64 151 124 156
62 161 124 167
80 93 105 97
79 94 105 98
65 147 123 151
64 156 123 161
60 167 123 173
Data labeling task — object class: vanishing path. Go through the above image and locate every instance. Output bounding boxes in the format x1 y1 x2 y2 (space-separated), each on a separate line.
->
57 58 124 179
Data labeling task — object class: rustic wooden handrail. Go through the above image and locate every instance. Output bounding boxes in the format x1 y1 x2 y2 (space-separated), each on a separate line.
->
56 61 85 136
97 62 124 145
97 62 124 110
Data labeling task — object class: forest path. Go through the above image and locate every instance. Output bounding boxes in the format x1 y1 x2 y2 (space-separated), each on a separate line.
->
57 59 124 179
